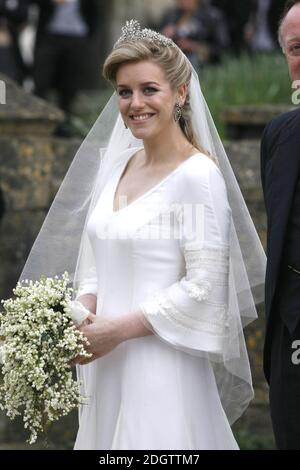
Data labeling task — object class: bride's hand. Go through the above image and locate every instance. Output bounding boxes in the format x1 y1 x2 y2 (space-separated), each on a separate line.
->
72 313 123 365
67 294 97 327
76 294 97 315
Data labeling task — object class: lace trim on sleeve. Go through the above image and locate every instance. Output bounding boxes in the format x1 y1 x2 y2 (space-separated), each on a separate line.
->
142 290 228 336
184 241 229 272
141 243 230 337
180 278 212 301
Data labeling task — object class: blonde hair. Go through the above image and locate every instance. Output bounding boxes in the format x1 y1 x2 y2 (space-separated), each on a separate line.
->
103 39 207 154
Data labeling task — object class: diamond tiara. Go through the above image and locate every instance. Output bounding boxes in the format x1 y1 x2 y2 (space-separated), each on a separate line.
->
113 19 176 49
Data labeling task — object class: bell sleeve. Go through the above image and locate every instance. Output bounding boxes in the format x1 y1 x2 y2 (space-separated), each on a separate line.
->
138 158 231 354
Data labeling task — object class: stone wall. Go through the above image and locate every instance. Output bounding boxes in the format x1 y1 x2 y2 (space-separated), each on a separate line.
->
0 136 81 299
0 72 75 299
224 140 273 448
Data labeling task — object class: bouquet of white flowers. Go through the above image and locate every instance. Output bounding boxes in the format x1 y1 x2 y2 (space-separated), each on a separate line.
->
0 272 91 444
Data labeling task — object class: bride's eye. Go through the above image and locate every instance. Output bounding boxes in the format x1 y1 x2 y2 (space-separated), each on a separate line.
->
118 89 131 97
144 87 157 94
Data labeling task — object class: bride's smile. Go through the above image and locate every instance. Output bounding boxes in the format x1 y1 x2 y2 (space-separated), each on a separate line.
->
116 60 184 142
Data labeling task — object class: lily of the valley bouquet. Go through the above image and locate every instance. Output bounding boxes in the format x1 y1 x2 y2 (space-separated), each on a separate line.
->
0 272 91 444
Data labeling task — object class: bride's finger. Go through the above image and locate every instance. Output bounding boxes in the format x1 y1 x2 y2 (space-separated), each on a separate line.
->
87 312 97 322
69 354 90 366
78 355 94 365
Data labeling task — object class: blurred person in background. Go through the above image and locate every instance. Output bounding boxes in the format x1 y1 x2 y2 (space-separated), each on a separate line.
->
160 0 229 71
31 0 99 136
212 0 253 56
0 0 29 84
244 0 286 53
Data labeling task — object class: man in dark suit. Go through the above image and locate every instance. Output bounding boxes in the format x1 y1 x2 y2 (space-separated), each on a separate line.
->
261 0 300 450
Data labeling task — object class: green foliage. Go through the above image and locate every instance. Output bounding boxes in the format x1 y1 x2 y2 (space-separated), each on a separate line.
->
235 429 275 450
201 53 292 137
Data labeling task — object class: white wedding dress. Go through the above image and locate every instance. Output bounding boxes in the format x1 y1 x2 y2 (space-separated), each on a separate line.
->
74 149 239 450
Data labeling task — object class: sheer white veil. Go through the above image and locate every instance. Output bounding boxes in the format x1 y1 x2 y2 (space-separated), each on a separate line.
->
19 23 266 425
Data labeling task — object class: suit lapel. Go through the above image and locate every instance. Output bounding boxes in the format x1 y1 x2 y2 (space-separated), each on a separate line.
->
266 142 300 317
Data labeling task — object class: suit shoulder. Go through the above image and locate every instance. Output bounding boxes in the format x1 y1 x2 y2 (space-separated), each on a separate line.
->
264 107 300 143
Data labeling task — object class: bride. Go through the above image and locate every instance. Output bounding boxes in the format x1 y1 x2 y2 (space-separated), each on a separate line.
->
20 20 266 449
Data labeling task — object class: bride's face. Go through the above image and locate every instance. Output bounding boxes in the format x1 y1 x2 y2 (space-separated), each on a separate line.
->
116 60 184 141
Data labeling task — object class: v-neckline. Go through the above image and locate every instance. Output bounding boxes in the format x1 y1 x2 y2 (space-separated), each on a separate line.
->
112 150 202 214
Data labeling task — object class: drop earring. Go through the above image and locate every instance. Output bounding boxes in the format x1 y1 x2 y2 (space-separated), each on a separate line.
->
174 103 182 122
